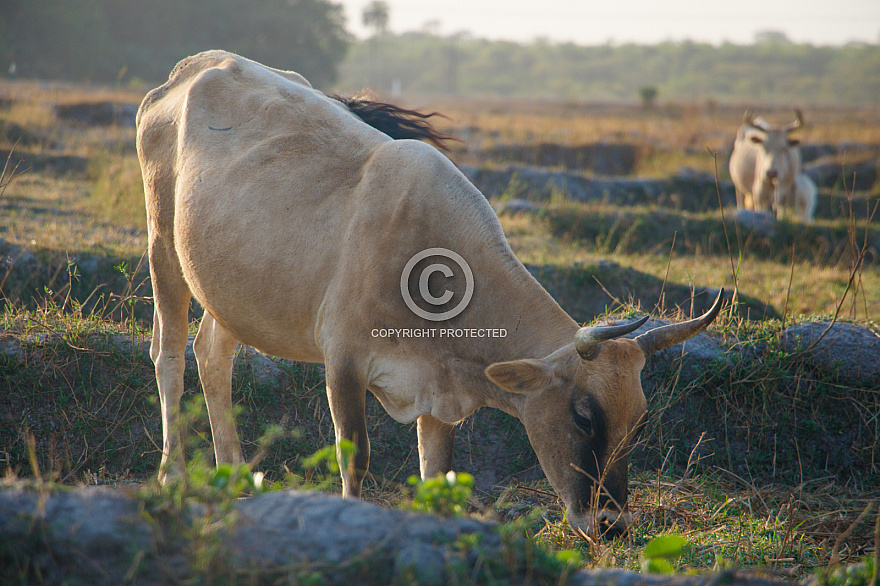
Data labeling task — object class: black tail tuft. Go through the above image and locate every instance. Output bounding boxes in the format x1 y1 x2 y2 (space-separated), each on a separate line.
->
330 93 459 151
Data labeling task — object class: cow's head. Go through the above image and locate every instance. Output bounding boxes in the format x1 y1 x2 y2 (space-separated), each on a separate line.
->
744 110 803 204
485 290 724 538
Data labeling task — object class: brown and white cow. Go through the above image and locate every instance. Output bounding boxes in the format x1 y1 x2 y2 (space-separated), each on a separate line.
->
729 110 815 222
137 51 723 537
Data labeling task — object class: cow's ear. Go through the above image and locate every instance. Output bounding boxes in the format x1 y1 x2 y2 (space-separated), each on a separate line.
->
788 138 800 147
485 359 553 394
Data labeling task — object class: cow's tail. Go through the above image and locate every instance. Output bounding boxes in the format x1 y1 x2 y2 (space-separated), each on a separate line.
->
330 92 459 151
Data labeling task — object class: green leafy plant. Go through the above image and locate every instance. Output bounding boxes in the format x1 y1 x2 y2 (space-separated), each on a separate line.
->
641 534 688 574
299 439 358 490
407 471 474 516
815 557 877 586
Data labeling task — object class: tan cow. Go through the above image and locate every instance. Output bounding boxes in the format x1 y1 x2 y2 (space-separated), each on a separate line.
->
729 110 815 222
137 51 723 537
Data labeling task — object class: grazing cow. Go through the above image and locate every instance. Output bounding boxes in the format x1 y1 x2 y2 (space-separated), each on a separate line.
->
137 51 723 537
729 110 814 222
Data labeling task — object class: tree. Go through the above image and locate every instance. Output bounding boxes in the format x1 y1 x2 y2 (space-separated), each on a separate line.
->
362 1 390 37
639 86 658 109
0 0 351 86
754 30 791 45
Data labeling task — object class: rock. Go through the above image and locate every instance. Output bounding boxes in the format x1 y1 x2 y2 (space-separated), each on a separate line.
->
76 257 100 274
800 142 877 165
0 484 160 584
237 346 288 384
0 482 794 586
780 321 880 385
593 313 728 390
734 209 777 237
460 164 736 211
0 148 90 175
804 157 877 191
478 142 642 175
674 167 715 182
798 143 838 164
493 198 540 216
54 102 139 128
127 336 299 387
0 119 53 147
17 250 36 266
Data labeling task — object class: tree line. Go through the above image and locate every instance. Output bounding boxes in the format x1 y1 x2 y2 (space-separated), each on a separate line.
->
338 33 880 107
1 1 878 107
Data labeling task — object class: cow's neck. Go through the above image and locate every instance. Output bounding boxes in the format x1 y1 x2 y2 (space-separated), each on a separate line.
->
443 252 580 420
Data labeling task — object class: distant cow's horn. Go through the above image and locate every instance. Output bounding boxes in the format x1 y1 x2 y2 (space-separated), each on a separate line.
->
784 109 804 132
636 289 725 356
575 315 649 360
743 110 760 129
743 110 772 132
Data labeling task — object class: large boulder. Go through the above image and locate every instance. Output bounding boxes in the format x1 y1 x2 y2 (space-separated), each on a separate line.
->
0 482 795 586
780 321 880 385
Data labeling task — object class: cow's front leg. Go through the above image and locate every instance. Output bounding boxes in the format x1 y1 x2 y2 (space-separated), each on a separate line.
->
325 363 370 498
417 413 456 479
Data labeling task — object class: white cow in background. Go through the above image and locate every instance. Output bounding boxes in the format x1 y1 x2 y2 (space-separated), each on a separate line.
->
729 110 816 223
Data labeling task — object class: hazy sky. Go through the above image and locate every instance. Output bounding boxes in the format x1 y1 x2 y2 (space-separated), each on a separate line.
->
338 0 880 46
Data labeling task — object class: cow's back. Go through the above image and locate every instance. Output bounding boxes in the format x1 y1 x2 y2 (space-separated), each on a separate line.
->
136 52 399 359
136 51 521 364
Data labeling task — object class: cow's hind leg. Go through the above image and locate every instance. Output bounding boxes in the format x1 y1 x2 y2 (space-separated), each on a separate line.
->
417 414 456 479
324 360 370 498
149 243 192 484
193 312 244 467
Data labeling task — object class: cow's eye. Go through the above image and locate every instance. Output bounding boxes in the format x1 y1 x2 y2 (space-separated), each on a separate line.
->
573 410 593 437
788 139 800 147
750 136 763 144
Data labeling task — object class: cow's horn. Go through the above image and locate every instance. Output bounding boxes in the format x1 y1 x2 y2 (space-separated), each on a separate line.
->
635 289 725 356
785 109 804 132
575 315 649 360
743 110 769 132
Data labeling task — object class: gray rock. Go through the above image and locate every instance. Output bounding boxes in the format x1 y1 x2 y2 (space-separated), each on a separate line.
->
780 321 880 384
734 209 777 237
804 157 877 190
493 198 540 216
0 484 162 584
0 482 793 586
54 102 139 128
76 256 100 274
460 164 737 211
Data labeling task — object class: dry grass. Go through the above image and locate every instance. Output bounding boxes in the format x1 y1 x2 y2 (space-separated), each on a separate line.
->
413 96 880 181
482 472 878 579
498 207 879 322
0 78 146 109
424 96 880 149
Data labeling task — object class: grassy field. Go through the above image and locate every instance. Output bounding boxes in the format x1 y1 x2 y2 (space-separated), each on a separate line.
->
1 79 878 582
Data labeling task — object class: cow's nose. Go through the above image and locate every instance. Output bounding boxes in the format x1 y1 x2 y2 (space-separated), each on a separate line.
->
596 509 633 537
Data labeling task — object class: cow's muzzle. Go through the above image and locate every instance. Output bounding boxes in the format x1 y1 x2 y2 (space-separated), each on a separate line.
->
569 508 633 540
